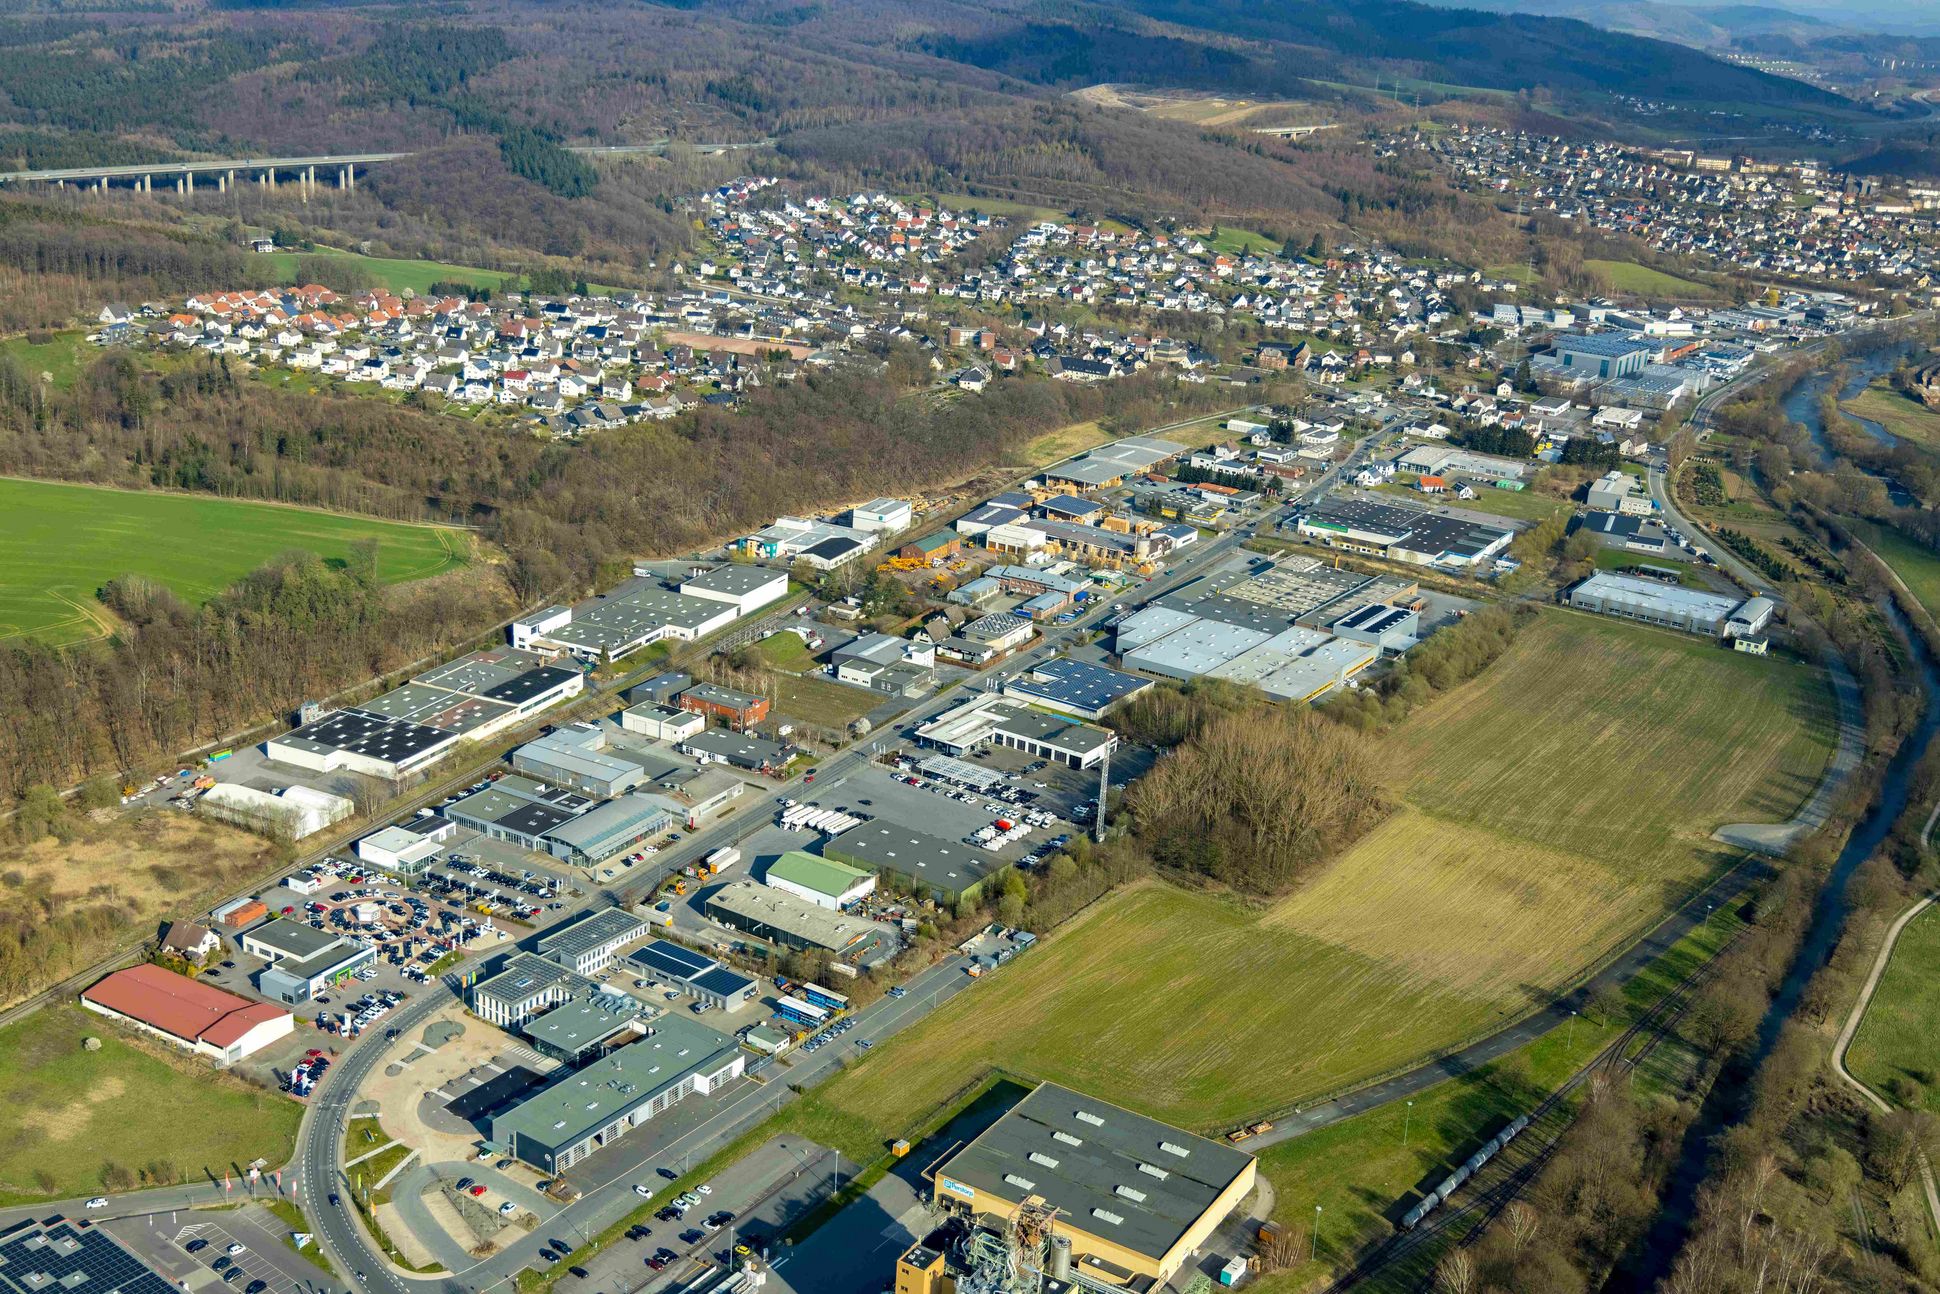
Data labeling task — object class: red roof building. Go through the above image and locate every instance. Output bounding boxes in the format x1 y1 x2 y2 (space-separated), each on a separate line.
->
81 964 293 1064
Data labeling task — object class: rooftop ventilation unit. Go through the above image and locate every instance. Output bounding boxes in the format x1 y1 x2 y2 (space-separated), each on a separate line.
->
1028 1152 1060 1169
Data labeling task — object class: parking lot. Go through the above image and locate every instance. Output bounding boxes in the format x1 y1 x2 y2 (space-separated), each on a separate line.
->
103 1200 341 1294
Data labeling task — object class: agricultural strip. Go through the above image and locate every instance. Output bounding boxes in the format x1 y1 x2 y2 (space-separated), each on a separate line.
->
808 612 1833 1139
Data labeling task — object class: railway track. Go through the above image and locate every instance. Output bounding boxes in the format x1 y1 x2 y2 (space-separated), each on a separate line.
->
1322 929 1738 1292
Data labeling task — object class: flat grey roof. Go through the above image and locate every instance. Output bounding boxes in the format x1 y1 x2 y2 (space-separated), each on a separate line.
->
825 821 1006 890
476 951 593 1006
937 1082 1253 1263
490 1018 740 1153
523 998 642 1054
246 919 339 959
683 565 785 596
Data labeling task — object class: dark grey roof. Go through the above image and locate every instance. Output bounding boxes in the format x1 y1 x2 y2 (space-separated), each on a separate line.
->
937 1083 1254 1263
485 666 581 706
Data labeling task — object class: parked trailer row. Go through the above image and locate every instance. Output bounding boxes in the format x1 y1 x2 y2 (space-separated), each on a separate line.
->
776 804 866 835
1396 1114 1531 1231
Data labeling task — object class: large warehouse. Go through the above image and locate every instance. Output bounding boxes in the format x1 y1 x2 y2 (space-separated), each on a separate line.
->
930 1083 1257 1286
706 880 898 957
1293 497 1512 571
490 1018 744 1173
81 964 292 1064
822 821 1007 905
914 695 1118 770
512 569 771 661
764 850 877 910
1566 571 1761 638
267 648 581 780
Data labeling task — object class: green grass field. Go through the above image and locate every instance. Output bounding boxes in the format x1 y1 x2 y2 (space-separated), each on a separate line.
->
811 612 1833 1139
1375 481 1565 524
771 674 875 730
751 632 818 673
0 328 90 389
1584 259 1713 299
0 477 468 646
1198 226 1281 257
1846 904 1940 1115
1593 545 1708 588
254 250 513 296
1249 901 1747 1290
0 1004 302 1203
1844 519 1940 625
1844 381 1940 450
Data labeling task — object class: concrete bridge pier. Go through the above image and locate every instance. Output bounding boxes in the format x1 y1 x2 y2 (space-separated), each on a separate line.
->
184 170 194 195
94 176 104 193
218 170 230 194
138 174 150 194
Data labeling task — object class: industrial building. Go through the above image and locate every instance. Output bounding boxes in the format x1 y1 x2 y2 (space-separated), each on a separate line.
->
1549 333 1655 379
471 951 607 1028
535 909 649 975
1566 571 1756 638
241 921 376 1005
627 939 759 1010
764 850 877 909
539 793 680 868
707 880 896 956
678 564 790 615
1293 497 1513 571
1001 659 1152 720
737 516 878 568
80 964 293 1064
489 1018 745 1172
356 814 457 874
1395 445 1526 482
621 702 706 742
1586 470 1652 515
269 649 583 780
823 821 1007 905
680 729 796 773
512 726 649 798
1330 603 1420 652
521 997 649 1064
927 1082 1257 1286
513 572 760 662
915 694 1118 770
850 497 915 533
679 682 771 730
0 1217 177 1294
446 779 590 851
198 783 352 839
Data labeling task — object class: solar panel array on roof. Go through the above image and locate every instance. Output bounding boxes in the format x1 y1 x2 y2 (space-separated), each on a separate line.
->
630 939 716 982
0 1218 175 1294
291 708 455 762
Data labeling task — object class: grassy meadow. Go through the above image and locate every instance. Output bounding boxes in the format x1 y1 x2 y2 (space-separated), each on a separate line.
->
255 249 513 296
0 477 468 645
809 612 1833 1142
0 1003 301 1203
1846 904 1940 1115
1584 259 1713 298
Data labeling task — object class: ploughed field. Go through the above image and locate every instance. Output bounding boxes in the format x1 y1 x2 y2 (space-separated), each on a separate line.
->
816 611 1835 1137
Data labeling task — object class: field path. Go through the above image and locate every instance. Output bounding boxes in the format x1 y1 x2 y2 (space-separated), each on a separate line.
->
1712 652 1863 854
1830 882 1940 1242
1248 857 1768 1151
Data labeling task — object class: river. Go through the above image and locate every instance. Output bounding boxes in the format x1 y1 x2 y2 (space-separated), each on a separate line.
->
1612 600 1940 1292
1783 339 1920 505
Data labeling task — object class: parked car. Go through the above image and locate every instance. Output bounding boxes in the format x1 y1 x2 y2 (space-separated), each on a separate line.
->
84 1198 106 1210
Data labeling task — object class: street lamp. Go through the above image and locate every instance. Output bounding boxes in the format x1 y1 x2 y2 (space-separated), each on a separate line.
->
1402 1100 1414 1149
1568 1008 1579 1053
1311 1205 1322 1262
